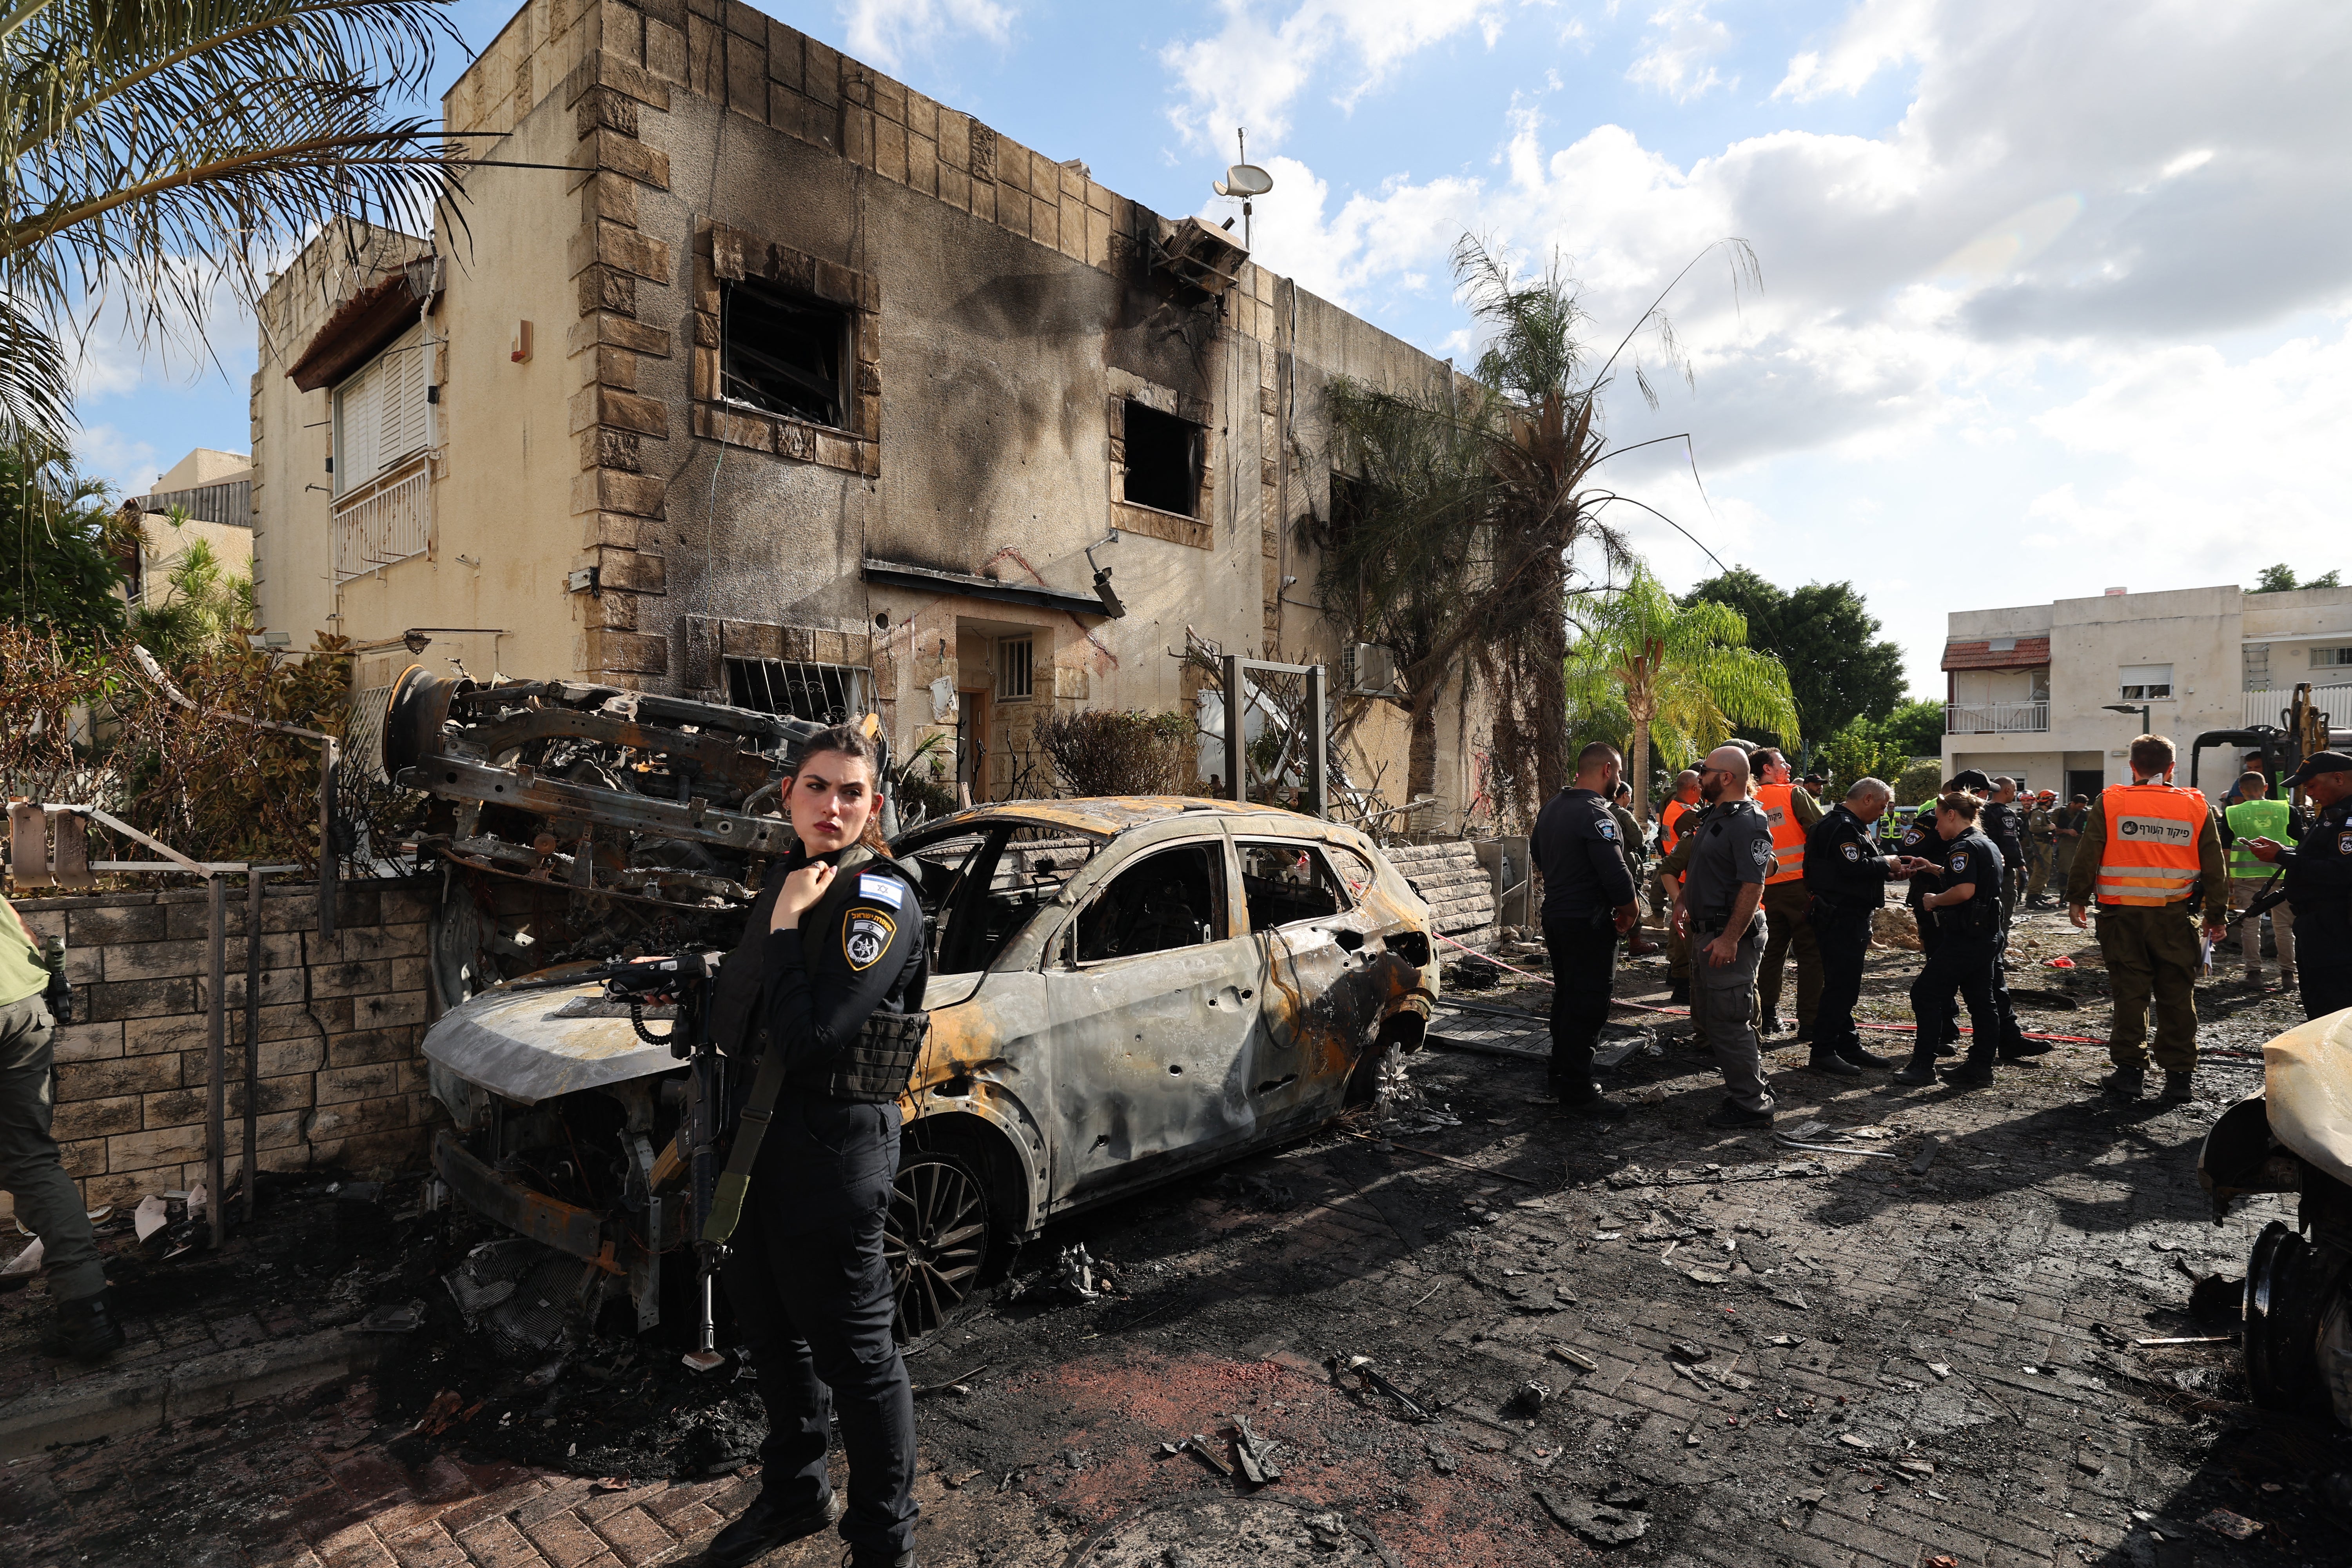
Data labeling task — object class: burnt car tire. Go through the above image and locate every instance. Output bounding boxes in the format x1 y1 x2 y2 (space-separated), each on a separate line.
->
886 1148 995 1344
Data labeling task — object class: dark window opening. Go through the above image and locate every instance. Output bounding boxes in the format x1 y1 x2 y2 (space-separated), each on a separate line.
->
721 278 850 428
1237 840 1349 930
1122 400 1202 517
1074 841 1223 962
1328 471 1371 539
725 657 867 724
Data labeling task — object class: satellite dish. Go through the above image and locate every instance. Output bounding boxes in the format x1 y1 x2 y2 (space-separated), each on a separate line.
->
1214 164 1274 198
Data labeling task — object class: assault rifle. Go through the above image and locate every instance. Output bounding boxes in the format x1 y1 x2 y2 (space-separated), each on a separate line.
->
601 954 732 1372
2227 868 2291 930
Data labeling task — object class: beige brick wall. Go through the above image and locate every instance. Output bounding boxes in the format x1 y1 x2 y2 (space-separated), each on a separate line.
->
5 879 443 1217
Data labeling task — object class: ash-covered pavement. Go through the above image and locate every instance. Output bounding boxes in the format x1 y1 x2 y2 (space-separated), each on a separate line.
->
8 903 2350 1568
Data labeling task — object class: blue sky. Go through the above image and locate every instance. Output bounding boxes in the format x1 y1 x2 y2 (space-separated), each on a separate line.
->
74 0 2352 697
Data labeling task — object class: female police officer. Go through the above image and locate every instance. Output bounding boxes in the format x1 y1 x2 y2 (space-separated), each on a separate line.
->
707 723 925 1568
1893 792 2007 1088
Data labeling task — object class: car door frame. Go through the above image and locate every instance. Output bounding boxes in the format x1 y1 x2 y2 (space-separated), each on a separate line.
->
1234 831 1389 1137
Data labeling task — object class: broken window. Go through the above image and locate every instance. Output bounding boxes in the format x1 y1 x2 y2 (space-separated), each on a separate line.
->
904 822 1103 975
997 637 1033 701
2118 663 2174 702
724 658 868 724
721 278 851 428
1073 841 1223 962
1122 400 1202 517
1236 840 1350 930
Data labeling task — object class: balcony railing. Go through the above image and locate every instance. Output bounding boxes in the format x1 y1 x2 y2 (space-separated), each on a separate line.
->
1945 700 2049 734
2244 685 2352 728
332 456 432 583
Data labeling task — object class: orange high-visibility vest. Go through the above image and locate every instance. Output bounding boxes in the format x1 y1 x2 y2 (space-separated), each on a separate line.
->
1755 784 1808 885
1661 797 1697 854
2094 783 2208 906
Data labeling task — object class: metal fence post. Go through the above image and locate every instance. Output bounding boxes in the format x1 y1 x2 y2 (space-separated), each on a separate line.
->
205 874 227 1250
1305 664 1329 818
244 870 263 1223
1223 653 1245 804
318 738 339 941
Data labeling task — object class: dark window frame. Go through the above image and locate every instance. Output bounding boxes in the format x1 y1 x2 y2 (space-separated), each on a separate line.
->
1122 399 1205 518
720 276 854 431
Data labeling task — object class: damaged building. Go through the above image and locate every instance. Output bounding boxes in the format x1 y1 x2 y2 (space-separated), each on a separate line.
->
248 0 1485 818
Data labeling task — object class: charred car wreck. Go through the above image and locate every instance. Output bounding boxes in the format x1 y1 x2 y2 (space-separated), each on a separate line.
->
2199 1005 2352 1425
391 669 1438 1345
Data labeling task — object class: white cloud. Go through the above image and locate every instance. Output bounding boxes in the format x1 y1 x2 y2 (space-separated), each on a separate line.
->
1161 0 1511 148
837 0 1014 72
1774 0 1933 101
72 423 163 500
1626 1 1736 104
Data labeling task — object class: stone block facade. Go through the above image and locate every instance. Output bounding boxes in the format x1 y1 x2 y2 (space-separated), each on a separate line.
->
5 880 443 1217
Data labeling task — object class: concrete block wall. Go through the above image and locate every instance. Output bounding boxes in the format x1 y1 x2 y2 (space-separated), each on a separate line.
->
5 879 441 1218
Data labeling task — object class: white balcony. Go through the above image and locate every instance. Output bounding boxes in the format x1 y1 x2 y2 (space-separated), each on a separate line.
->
333 456 432 583
1946 700 2049 734
2243 685 2352 728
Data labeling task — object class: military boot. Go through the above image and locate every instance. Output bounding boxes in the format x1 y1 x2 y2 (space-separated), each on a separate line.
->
2160 1069 2196 1105
1806 1046 1862 1078
1940 1048 1995 1089
2102 1064 2147 1100
41 1290 125 1363
1891 1045 1941 1086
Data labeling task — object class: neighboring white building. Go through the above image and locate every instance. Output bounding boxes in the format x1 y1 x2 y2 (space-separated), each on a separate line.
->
1940 583 2352 799
122 447 254 607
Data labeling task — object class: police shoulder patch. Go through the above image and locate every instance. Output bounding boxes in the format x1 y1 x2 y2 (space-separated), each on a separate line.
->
2339 831 2352 857
1751 838 1775 869
1596 818 1619 841
843 907 897 971
1951 851 1969 872
1840 842 1860 861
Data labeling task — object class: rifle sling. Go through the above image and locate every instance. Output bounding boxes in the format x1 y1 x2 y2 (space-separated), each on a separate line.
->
704 1040 789 1245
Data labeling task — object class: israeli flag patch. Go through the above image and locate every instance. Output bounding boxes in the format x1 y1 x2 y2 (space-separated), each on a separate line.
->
857 872 905 908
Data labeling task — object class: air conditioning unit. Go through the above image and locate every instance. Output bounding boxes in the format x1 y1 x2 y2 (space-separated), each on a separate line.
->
1349 642 1400 695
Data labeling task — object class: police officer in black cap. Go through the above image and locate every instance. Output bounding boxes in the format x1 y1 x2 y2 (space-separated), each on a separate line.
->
2241 750 2352 1020
1531 741 1640 1118
1895 792 2010 1086
1938 771 2036 1061
1802 777 1918 1075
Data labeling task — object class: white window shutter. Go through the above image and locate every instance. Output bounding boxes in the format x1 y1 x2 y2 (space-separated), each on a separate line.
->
336 361 381 492
383 335 428 463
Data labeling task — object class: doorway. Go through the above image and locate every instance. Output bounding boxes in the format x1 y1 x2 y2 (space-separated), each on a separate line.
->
956 688 989 806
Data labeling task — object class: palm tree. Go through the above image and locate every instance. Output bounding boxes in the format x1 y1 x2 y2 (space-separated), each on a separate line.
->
1564 565 1800 822
2 0 456 452
1316 236 1757 816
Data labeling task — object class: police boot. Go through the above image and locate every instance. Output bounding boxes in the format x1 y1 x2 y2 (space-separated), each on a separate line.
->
1891 1045 1940 1085
1556 1078 1630 1121
1940 1045 1995 1089
704 1489 842 1568
1998 1029 2053 1060
1667 977 1691 1004
2102 1064 2146 1100
2160 1069 2196 1105
1805 1045 1861 1077
1835 1041 1896 1069
41 1289 125 1363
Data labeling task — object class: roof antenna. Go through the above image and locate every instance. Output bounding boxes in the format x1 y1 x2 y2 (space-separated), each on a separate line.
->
1213 128 1273 252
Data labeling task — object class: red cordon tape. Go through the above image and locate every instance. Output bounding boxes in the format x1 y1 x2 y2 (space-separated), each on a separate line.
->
1432 928 2107 1046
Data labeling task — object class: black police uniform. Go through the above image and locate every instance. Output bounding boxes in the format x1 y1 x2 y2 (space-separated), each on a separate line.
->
1532 785 1637 1098
714 845 927 1563
1803 804 1891 1067
1907 828 2010 1078
2274 794 2352 1019
1980 798 2025 914
1895 809 1954 1049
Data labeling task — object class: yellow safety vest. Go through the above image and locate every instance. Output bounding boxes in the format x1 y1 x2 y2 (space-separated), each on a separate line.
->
2225 798 2289 879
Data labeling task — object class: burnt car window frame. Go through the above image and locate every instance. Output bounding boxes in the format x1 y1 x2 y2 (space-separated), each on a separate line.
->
895 816 1109 976
1234 837 1355 933
1062 836 1231 969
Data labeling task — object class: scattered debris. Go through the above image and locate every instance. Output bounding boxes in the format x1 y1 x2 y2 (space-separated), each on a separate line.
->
2134 1336 2232 1347
1181 1435 1233 1478
911 1364 989 1397
2198 1508 2263 1541
1550 1345 1599 1372
1426 1442 1459 1475
1668 1341 1710 1363
1 1237 42 1278
1229 1414 1283 1484
1333 1354 1432 1421
1909 1137 1942 1176
1506 1381 1552 1416
356 1301 426 1334
1535 1489 1649 1547
1926 1362 1953 1379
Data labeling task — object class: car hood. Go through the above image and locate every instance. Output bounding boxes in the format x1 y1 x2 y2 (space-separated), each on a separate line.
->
2263 1005 2352 1188
423 980 679 1105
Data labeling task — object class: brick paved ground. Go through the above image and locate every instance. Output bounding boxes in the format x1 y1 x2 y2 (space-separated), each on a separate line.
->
8 904 2349 1566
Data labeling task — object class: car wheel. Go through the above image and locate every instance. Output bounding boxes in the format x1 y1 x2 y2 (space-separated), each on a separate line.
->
886 1148 993 1343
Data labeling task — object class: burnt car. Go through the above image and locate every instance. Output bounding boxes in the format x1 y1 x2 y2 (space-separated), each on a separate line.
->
2197 1004 2352 1425
422 798 1438 1341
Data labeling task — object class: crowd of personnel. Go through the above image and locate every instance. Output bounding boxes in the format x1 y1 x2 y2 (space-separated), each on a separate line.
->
1529 733 2352 1125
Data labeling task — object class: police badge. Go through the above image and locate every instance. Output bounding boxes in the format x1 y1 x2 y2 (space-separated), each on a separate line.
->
843 909 896 971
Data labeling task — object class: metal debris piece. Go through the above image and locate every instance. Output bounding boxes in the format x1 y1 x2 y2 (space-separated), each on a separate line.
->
911 1363 990 1397
1908 1137 1942 1176
1056 1243 1104 1299
1773 1133 1901 1160
1335 1354 1431 1421
1896 1459 1935 1479
1425 1442 1459 1475
1507 1381 1552 1416
1230 1414 1283 1484
357 1301 426 1334
1669 1341 1711 1363
1925 1362 1953 1379
2197 1508 2261 1541
1182 1435 1233 1477
1550 1345 1599 1372
1837 1433 1873 1450
1763 1334 1806 1348
2133 1336 2231 1347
